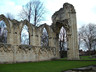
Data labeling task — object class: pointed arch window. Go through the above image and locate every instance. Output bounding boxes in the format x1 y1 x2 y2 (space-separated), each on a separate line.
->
21 25 29 45
59 26 67 51
41 28 49 46
59 26 67 58
0 20 7 43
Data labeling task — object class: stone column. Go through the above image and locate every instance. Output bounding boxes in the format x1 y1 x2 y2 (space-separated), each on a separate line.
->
13 45 17 63
30 27 37 46
29 30 33 45
7 32 13 44
55 38 60 58
38 34 42 46
53 33 60 58
67 33 73 60
48 32 55 47
35 29 40 46
67 12 79 60
49 36 52 47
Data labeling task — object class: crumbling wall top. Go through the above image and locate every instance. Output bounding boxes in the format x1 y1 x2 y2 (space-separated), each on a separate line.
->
52 3 75 23
51 3 75 33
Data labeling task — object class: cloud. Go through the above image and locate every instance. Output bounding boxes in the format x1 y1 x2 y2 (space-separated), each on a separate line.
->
0 0 96 29
74 0 96 27
43 0 96 28
0 0 30 19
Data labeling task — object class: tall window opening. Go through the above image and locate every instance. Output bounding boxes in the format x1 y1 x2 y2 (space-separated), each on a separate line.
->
21 25 29 45
59 26 67 58
41 28 49 47
0 20 7 43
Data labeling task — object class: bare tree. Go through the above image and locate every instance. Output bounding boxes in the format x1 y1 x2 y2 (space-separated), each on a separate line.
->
19 0 45 26
6 13 14 20
78 32 81 50
79 24 96 54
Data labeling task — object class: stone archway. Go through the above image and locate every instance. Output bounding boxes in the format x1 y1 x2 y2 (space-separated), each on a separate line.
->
0 15 11 44
19 20 33 45
21 25 30 45
39 24 54 47
41 27 49 47
59 26 67 58
51 3 79 60
0 20 7 43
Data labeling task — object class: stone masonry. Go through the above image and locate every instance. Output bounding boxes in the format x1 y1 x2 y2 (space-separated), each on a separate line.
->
0 3 79 63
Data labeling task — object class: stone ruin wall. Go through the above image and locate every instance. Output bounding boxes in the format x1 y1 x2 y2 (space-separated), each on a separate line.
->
0 44 56 63
0 15 57 63
0 3 80 63
51 3 79 60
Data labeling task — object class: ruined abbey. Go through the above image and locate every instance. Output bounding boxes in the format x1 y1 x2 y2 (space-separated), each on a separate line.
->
0 3 79 63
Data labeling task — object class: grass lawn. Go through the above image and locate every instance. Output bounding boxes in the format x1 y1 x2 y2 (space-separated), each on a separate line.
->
0 56 96 72
59 55 96 60
80 55 96 60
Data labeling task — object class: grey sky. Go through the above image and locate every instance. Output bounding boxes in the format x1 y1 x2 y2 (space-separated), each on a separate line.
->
0 0 96 28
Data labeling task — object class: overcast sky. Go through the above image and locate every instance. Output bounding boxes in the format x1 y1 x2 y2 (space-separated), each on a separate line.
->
0 0 96 28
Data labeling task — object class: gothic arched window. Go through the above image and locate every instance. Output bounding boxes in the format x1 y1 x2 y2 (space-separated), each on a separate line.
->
0 20 7 43
21 25 29 45
41 28 49 46
59 26 67 58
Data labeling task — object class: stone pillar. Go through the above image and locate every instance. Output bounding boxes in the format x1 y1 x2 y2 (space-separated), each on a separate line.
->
13 32 19 45
30 27 36 46
30 28 40 46
55 38 60 58
29 30 33 45
35 29 40 46
67 12 79 60
49 36 52 47
38 34 41 46
48 32 55 47
13 45 17 63
7 32 13 44
53 33 60 58
31 35 35 46
67 33 73 60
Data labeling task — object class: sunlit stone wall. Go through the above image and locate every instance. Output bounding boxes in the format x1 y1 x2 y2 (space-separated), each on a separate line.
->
0 3 79 63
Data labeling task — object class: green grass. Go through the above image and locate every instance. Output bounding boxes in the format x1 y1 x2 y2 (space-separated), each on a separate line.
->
0 60 96 72
80 56 96 60
59 56 96 60
0 56 96 72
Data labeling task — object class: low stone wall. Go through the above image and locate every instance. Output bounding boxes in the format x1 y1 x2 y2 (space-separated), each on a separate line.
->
64 65 96 72
0 43 57 63
0 43 13 63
